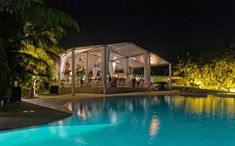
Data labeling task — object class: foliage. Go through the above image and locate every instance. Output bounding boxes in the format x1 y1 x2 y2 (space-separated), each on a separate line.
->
76 64 85 78
0 0 79 97
173 43 235 91
21 44 58 84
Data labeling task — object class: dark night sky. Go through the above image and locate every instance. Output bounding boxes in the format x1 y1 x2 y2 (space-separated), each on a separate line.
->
47 0 235 60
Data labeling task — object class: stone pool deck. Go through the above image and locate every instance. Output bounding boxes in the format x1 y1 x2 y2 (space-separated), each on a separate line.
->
0 90 206 131
0 101 70 131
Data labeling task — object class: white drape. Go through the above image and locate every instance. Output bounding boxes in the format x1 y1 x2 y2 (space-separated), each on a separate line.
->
92 65 99 78
60 55 67 80
109 62 116 77
85 54 98 82
120 58 129 77
106 47 110 73
135 55 145 64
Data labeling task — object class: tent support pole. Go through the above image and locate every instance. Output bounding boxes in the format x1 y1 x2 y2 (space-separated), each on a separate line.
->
85 52 88 83
168 63 172 90
126 57 129 84
144 52 151 90
102 46 108 94
58 57 61 88
71 48 76 96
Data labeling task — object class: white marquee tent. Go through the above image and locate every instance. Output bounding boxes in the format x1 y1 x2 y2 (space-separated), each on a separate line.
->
59 42 171 95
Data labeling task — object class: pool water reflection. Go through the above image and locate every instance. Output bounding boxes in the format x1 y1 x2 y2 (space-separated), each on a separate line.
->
1 95 235 146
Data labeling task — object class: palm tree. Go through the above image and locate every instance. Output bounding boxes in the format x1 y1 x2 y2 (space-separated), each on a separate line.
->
0 0 79 97
20 43 62 97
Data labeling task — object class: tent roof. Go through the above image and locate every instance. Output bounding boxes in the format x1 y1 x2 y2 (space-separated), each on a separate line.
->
63 42 170 68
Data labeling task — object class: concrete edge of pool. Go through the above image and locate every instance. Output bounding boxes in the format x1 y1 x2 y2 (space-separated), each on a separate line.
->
0 90 214 131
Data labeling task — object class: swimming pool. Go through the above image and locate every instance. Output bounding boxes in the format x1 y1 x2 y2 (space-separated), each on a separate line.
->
1 95 235 146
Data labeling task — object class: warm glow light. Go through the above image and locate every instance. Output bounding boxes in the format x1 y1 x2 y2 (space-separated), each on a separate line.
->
229 88 235 92
22 110 35 113
130 57 137 60
171 95 235 118
64 102 73 112
109 111 118 124
195 81 201 85
76 103 90 119
149 115 159 138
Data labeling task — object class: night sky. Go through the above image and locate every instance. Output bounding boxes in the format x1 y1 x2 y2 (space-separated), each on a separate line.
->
47 0 235 60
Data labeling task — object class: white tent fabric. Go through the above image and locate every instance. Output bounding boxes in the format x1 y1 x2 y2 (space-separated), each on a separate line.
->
120 58 129 77
85 54 98 82
61 42 169 71
60 42 171 89
106 47 110 73
92 65 99 78
59 42 172 95
109 62 116 77
60 55 68 80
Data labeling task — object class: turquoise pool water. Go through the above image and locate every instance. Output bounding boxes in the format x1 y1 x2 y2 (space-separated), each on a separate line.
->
1 95 235 146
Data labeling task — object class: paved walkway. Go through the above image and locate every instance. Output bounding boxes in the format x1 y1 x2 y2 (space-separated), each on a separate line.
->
0 101 69 131
0 90 206 131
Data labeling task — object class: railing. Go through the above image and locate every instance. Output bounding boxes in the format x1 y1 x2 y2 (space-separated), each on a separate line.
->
60 80 146 88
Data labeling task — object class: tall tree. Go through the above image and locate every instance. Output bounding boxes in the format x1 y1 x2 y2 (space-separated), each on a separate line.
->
0 0 79 98
173 43 235 91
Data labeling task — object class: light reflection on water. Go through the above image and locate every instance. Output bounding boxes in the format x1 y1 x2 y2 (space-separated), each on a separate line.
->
63 95 235 144
65 95 235 124
1 95 235 146
168 95 235 119
149 115 159 138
